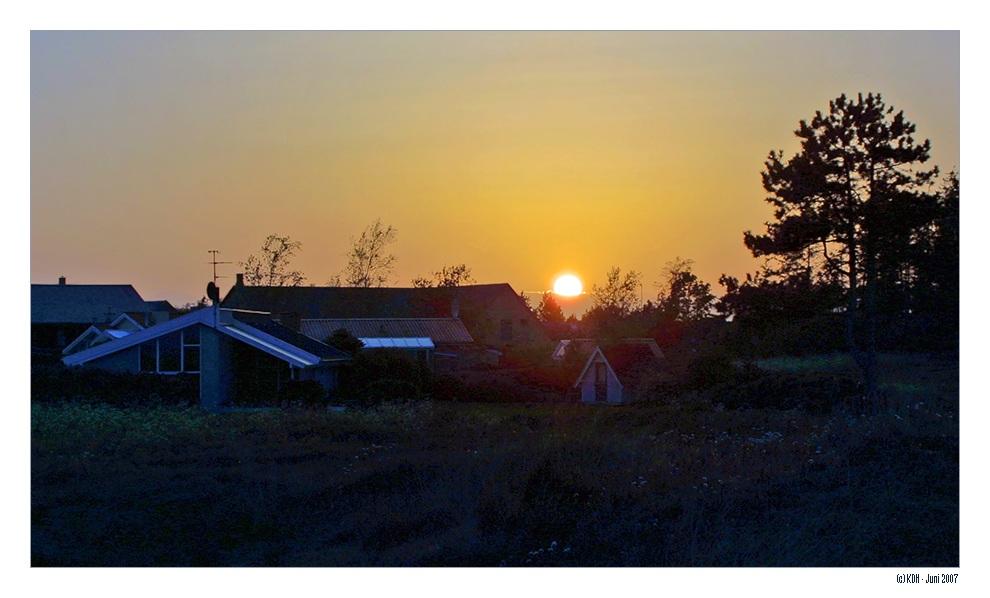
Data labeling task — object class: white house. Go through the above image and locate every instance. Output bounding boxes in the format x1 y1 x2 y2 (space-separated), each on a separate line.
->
574 342 664 404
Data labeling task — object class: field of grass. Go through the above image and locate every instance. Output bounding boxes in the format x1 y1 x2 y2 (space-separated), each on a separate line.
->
31 354 958 566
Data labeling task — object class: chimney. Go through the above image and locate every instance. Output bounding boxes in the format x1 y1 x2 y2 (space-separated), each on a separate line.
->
58 276 66 285
236 273 244 287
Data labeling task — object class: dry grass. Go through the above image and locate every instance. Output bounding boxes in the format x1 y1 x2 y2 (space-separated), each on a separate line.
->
31 354 957 566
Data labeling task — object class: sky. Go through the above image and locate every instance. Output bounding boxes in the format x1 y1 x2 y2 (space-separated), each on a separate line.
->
30 30 960 309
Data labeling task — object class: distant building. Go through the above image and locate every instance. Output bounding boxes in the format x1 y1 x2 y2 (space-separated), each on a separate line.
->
221 276 549 350
301 317 475 371
573 341 665 405
31 277 176 350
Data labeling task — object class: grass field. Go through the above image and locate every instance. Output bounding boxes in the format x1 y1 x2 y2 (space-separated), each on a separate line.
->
31 353 958 566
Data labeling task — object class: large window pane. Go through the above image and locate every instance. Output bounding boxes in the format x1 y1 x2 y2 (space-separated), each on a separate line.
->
159 332 181 372
140 340 157 372
183 346 200 373
183 326 200 345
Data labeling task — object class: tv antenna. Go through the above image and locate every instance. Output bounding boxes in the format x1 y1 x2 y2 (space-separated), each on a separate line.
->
207 250 233 285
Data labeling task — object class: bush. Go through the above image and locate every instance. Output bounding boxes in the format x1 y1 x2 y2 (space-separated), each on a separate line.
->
709 370 862 413
342 349 431 405
32 364 198 407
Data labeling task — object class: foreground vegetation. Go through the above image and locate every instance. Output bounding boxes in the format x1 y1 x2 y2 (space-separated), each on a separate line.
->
31 353 957 567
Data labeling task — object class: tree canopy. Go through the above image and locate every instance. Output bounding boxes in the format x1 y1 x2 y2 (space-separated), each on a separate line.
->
333 219 398 288
241 234 305 287
411 263 476 288
742 92 947 399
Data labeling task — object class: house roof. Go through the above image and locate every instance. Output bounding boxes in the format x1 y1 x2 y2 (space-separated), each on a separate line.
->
301 318 474 345
144 300 177 312
63 308 351 369
222 283 524 319
574 342 664 389
62 314 144 355
32 284 150 324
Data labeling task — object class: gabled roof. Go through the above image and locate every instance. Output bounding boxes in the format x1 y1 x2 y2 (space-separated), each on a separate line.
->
32 284 150 324
574 342 664 389
144 300 177 312
62 314 144 355
63 308 351 369
301 318 474 345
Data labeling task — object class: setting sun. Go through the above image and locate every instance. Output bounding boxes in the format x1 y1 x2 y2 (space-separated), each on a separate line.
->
553 274 583 297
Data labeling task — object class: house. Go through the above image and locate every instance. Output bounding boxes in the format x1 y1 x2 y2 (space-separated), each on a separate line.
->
32 277 176 350
221 276 549 349
573 342 665 405
300 318 475 371
62 306 351 409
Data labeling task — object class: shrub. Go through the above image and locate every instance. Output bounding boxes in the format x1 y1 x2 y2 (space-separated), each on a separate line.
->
31 364 198 407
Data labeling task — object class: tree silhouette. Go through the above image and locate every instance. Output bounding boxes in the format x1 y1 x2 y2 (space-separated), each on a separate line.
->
536 291 565 324
655 257 715 323
241 234 305 286
411 263 476 288
744 93 942 402
583 267 641 338
335 219 398 288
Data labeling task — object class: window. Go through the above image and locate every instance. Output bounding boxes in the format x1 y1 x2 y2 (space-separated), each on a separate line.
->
500 319 512 342
140 340 157 372
139 326 201 374
159 332 181 372
182 328 200 373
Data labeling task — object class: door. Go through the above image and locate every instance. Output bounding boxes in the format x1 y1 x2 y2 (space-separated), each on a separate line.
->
594 362 608 402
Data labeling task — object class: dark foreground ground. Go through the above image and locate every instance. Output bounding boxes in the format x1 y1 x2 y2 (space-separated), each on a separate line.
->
31 354 958 566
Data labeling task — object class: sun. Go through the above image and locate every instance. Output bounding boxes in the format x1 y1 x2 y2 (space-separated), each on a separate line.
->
553 274 583 297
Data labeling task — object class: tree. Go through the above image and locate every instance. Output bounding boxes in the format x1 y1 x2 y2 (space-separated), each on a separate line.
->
654 257 715 323
744 93 942 402
325 328 364 354
411 263 476 288
335 219 398 287
589 266 641 316
536 291 565 324
583 267 641 338
241 234 305 286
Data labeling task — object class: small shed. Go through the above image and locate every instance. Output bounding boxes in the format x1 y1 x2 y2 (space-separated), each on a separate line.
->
574 343 664 404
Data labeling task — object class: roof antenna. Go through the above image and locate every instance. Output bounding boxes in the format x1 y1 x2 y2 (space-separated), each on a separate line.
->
207 250 232 285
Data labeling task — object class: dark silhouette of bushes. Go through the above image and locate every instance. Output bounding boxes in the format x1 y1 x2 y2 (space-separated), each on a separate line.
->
31 364 197 406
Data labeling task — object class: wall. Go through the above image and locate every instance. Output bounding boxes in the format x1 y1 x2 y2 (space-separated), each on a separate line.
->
199 326 234 410
84 346 140 372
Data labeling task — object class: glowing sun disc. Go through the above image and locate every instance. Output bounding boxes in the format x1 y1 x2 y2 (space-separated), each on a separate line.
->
553 275 583 297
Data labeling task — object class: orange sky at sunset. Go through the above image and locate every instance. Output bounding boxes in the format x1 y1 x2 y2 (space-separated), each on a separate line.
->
30 31 959 310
